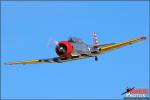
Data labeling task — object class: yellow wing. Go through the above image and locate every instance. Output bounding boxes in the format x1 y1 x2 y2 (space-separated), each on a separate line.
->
99 36 146 53
5 59 55 65
5 59 42 65
5 56 90 65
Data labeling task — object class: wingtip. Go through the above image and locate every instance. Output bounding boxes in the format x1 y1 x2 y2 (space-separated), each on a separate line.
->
140 36 147 40
4 62 9 65
4 62 13 65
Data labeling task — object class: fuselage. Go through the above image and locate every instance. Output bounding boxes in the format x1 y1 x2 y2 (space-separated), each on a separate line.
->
55 37 96 57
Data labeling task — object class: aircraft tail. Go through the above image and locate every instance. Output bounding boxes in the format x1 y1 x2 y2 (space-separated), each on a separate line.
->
93 32 99 48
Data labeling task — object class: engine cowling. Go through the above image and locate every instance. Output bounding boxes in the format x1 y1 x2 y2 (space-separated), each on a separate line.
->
55 41 73 57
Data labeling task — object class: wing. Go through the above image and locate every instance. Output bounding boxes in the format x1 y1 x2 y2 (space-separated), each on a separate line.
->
5 55 91 65
98 36 146 54
5 59 54 65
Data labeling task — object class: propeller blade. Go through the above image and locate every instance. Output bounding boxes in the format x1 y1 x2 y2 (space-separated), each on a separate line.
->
47 38 59 47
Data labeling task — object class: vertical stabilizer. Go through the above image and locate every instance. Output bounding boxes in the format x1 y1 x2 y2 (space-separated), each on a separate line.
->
93 32 99 48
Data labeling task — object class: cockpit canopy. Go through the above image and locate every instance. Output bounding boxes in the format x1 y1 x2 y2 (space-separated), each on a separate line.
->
68 37 84 43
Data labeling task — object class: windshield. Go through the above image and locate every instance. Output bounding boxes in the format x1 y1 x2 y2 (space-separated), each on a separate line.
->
68 37 84 43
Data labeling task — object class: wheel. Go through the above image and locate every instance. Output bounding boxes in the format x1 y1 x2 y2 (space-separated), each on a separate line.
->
95 56 98 61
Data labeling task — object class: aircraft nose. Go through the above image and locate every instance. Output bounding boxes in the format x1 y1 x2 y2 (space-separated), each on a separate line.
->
57 46 66 53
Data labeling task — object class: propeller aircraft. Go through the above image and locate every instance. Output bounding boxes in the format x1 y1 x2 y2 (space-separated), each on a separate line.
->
5 32 146 65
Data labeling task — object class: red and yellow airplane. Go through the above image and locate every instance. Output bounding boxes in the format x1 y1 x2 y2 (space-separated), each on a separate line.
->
5 33 146 65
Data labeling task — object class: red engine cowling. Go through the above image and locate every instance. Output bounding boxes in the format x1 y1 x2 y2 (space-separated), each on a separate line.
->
55 41 73 57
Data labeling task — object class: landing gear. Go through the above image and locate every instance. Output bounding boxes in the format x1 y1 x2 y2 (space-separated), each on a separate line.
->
95 56 98 61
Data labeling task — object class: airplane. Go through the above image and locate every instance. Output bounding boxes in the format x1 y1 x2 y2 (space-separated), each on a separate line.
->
5 32 146 65
121 87 135 95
